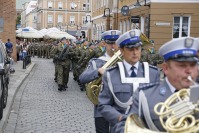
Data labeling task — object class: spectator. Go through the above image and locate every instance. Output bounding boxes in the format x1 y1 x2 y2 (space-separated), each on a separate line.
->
5 38 13 57
5 39 15 73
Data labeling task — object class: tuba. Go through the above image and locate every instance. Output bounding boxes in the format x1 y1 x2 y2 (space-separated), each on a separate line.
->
124 76 199 133
86 50 122 105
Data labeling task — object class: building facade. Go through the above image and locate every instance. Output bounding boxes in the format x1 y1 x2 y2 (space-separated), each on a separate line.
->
91 0 199 48
35 0 91 38
0 0 17 60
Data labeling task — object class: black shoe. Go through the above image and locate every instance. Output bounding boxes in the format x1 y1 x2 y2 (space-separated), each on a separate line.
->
80 87 84 91
58 87 62 91
64 85 68 88
58 85 62 91
62 88 66 91
73 77 77 81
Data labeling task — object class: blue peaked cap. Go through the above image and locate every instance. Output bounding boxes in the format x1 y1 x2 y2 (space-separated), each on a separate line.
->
159 37 199 62
116 29 142 48
101 30 121 42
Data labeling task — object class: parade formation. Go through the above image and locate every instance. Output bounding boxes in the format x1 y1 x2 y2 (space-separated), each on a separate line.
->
0 0 199 132
14 28 199 133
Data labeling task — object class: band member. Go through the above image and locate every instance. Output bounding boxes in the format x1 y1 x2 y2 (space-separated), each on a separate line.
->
79 30 121 133
98 29 160 133
129 37 199 132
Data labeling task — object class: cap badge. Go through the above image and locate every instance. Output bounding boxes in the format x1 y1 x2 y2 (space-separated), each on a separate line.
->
129 31 136 38
184 38 194 48
111 31 116 35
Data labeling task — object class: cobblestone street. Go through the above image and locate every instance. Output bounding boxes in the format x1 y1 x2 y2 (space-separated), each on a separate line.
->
4 58 95 133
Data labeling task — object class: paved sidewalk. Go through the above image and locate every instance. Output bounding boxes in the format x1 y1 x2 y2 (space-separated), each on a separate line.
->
3 58 95 133
0 61 35 133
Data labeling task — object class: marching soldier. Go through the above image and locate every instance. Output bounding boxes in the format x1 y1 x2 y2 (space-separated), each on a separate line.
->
50 42 59 82
141 45 163 66
79 30 121 133
98 29 161 133
57 38 75 91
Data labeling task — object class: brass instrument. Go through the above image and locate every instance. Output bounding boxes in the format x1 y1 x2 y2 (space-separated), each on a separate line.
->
124 76 199 133
86 50 122 105
132 23 151 45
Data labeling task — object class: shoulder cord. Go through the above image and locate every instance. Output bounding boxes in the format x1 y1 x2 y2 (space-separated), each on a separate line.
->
107 71 133 114
139 90 159 131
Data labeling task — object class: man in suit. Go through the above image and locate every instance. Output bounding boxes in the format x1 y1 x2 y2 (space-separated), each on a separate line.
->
79 30 121 133
129 37 199 132
98 29 160 133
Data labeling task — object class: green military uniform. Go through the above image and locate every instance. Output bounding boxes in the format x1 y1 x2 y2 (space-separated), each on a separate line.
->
56 40 75 91
141 47 163 66
71 46 81 81
50 44 59 81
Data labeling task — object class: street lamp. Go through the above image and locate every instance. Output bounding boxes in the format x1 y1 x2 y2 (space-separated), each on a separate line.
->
134 0 150 8
85 15 93 23
103 8 111 30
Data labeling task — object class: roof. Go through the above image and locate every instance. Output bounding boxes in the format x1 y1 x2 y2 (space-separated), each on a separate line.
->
16 0 36 10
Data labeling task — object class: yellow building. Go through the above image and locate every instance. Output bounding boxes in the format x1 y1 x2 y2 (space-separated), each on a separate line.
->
36 0 91 38
91 0 199 48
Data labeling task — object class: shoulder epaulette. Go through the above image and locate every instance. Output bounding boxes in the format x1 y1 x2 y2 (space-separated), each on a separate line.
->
149 64 158 70
106 65 118 71
89 58 97 62
138 82 160 91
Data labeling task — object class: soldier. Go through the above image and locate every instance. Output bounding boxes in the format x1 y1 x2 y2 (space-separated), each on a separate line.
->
79 30 121 133
140 45 163 66
57 37 75 91
50 42 59 82
70 43 81 81
98 29 161 133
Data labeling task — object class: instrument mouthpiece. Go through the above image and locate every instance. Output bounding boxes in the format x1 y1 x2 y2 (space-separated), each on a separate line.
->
187 76 197 85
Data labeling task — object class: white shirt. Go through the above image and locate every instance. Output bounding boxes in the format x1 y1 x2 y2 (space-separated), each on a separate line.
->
104 52 111 58
123 60 139 76
165 77 176 93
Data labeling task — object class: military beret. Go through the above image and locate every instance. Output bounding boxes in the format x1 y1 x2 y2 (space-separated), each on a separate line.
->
116 29 142 48
159 37 199 62
101 30 121 43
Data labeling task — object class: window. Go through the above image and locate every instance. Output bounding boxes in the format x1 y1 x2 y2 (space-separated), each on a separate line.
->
48 15 53 23
48 1 52 8
173 16 190 38
70 16 75 24
70 2 77 9
58 15 63 23
82 17 86 24
58 2 63 9
83 3 86 10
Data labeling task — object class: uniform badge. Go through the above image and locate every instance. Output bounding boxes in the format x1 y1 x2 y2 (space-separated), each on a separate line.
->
184 38 194 48
111 31 116 35
129 31 135 38
160 87 166 96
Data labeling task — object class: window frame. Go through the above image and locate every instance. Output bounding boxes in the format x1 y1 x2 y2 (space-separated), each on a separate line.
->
172 16 191 39
58 1 63 9
70 16 75 24
58 15 63 23
48 15 53 23
48 1 53 8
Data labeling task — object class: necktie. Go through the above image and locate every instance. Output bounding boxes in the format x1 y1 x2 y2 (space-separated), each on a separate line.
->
130 66 137 77
174 89 179 93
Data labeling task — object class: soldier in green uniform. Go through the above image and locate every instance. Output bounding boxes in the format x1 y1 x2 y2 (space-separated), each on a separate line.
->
56 37 75 91
140 45 163 66
50 42 59 82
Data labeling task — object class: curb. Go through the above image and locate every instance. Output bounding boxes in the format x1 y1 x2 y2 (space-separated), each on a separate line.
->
0 62 35 133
